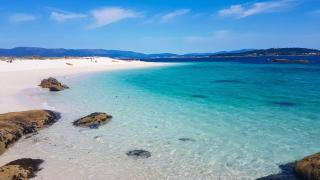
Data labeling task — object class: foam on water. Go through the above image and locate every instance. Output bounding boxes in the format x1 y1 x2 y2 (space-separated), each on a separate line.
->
4 62 319 179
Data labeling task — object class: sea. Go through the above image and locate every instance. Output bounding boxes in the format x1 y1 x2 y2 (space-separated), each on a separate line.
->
31 56 320 179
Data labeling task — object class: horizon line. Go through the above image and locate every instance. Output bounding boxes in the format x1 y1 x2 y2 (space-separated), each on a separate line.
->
1 46 320 55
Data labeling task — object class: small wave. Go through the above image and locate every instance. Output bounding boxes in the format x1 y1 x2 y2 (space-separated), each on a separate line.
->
42 102 56 111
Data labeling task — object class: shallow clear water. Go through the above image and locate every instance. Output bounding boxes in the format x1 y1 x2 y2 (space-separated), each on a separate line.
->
41 62 320 179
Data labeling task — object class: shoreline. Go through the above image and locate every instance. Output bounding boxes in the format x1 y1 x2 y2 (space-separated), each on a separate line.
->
0 57 175 179
0 58 317 179
0 57 171 113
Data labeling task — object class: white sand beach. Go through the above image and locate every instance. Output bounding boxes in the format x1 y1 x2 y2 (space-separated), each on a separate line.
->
0 57 175 180
0 57 167 113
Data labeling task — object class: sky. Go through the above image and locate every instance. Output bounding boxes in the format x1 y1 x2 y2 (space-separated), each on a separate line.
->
0 0 319 54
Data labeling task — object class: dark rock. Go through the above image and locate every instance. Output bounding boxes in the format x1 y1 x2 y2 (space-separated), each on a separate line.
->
179 138 195 142
191 95 208 99
273 80 287 85
0 158 44 180
126 150 151 159
294 152 320 180
272 102 297 107
271 59 309 64
88 124 100 129
24 132 38 139
0 110 60 155
39 77 69 91
213 80 244 84
257 162 298 180
73 112 112 129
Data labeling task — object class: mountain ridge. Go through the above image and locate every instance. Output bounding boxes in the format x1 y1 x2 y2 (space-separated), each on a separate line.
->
210 48 320 57
0 47 319 59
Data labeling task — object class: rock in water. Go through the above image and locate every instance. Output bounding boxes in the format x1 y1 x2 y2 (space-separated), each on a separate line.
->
0 110 60 154
191 95 207 99
257 162 298 180
126 150 151 159
178 138 195 142
0 158 44 180
73 112 112 129
39 77 69 91
213 80 244 84
294 152 320 180
271 59 309 64
272 101 297 107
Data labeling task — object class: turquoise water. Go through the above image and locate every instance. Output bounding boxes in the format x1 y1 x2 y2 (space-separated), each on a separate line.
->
42 62 320 179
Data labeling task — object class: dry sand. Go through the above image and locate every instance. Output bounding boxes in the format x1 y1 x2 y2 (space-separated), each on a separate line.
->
0 57 168 113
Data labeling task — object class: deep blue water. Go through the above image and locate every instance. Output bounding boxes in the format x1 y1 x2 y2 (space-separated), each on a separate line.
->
143 56 320 65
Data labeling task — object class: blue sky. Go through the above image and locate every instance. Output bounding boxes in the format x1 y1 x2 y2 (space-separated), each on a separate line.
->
0 0 319 54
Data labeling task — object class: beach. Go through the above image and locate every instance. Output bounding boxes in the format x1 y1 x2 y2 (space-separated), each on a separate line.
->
1 0 319 178
0 58 319 179
0 57 172 179
0 57 168 113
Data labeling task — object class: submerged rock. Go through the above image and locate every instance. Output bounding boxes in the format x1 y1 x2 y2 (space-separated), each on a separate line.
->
272 101 297 107
257 162 298 180
213 80 244 84
271 59 309 64
294 152 320 180
178 138 195 142
126 150 151 159
260 153 320 180
0 158 44 180
191 95 208 99
73 112 112 129
39 77 69 91
0 110 60 154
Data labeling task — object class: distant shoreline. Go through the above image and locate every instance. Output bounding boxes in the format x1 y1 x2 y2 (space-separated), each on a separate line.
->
0 47 319 59
1 54 319 60
209 54 320 58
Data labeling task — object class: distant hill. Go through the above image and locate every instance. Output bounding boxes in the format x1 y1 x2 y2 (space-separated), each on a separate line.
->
0 47 254 58
0 47 149 59
182 49 255 57
0 47 319 59
211 48 320 57
0 47 184 59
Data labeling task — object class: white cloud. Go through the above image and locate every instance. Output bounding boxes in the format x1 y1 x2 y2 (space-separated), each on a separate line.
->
161 9 190 22
311 9 320 15
51 11 87 23
219 0 299 18
89 7 140 28
219 5 244 18
10 13 36 23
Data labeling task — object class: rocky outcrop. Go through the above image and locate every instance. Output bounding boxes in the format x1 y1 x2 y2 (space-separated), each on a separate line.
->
0 110 60 155
294 152 320 180
39 77 69 91
272 101 297 107
257 162 298 180
126 150 151 159
213 80 244 84
271 59 309 64
178 138 195 142
73 112 112 129
191 95 207 99
0 158 44 180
